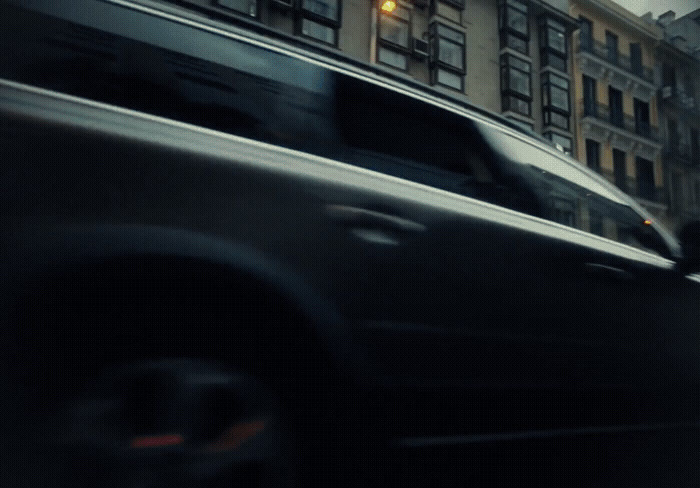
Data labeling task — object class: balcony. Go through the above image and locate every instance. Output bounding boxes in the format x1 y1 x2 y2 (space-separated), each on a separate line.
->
663 143 698 166
658 86 699 114
576 36 656 102
580 100 661 160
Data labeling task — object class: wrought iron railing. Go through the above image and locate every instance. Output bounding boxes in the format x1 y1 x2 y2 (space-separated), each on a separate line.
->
581 101 660 141
577 36 654 83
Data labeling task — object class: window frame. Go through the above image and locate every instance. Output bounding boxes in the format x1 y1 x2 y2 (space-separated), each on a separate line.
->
300 0 342 26
586 138 601 172
500 53 531 116
376 4 411 70
539 16 567 72
217 0 258 17
429 22 466 91
432 0 465 12
296 0 342 45
608 86 623 128
499 0 529 54
543 131 572 155
541 71 570 130
635 157 656 201
605 30 618 65
579 16 593 51
612 148 627 192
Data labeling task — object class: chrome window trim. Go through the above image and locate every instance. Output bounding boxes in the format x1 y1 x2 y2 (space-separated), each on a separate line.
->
1 78 676 270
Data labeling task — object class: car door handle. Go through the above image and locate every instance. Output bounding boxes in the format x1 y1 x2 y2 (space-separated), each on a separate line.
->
325 204 426 245
325 205 426 232
584 262 634 281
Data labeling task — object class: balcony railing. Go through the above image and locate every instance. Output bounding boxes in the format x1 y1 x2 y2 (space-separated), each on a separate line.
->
578 37 654 84
582 101 660 141
663 143 698 165
658 86 698 112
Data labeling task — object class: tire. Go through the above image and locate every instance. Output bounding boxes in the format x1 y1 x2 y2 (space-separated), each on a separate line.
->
51 358 298 488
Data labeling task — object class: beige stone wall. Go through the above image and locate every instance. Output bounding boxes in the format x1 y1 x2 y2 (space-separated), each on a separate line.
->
462 0 500 113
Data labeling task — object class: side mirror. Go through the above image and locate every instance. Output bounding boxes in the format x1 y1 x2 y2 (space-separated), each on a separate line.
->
678 221 700 274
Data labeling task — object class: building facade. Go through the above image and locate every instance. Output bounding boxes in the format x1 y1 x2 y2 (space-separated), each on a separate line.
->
648 10 700 232
150 0 577 149
569 0 665 221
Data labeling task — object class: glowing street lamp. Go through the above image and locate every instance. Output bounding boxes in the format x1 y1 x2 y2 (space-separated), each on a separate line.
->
379 0 397 13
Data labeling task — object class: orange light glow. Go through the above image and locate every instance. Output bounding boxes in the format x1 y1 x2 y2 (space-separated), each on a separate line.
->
380 0 397 13
205 420 266 452
131 434 184 448
643 219 652 226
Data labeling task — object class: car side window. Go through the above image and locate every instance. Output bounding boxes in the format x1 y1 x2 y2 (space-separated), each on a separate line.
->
478 126 670 257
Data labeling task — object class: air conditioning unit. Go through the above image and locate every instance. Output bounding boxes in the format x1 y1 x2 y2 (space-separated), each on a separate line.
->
412 38 429 59
662 86 672 98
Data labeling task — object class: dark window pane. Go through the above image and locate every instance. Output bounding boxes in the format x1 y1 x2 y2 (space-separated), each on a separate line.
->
436 68 463 90
613 149 627 192
579 16 592 50
377 47 407 69
609 87 623 127
636 157 655 201
302 0 339 21
606 31 618 64
586 139 600 172
379 11 409 48
583 75 597 116
630 43 642 77
633 98 650 137
301 18 336 44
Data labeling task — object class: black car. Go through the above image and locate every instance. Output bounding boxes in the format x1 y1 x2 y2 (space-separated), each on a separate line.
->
1 1 699 486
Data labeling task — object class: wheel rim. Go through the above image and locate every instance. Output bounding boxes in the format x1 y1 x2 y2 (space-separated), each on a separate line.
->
54 359 293 488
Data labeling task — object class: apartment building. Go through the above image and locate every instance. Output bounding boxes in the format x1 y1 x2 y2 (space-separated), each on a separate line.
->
569 0 665 221
649 10 700 232
149 0 577 148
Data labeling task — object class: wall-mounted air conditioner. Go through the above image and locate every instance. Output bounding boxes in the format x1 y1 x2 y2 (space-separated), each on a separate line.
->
413 38 429 59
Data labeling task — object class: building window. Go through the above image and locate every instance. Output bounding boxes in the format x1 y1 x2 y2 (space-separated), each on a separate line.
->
691 128 699 162
606 30 618 64
579 16 592 51
662 63 676 92
668 118 679 149
612 149 627 192
301 18 337 44
302 0 339 22
430 23 465 91
218 0 257 16
298 0 341 44
608 86 623 128
508 117 534 132
436 68 463 90
431 0 465 13
583 75 597 117
544 132 572 155
542 71 569 130
499 0 529 55
377 5 410 70
636 157 655 201
539 17 567 72
377 46 407 69
501 53 531 115
633 98 650 138
630 43 642 77
586 139 600 172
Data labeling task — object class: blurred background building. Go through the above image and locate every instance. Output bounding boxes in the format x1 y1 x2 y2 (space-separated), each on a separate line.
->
150 0 699 230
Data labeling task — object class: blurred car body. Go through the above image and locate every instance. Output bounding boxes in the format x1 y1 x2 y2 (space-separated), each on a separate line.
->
1 0 699 486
